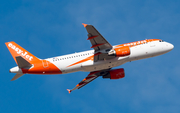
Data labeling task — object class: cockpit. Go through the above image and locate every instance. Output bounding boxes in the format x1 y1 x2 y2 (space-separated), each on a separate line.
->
159 40 164 42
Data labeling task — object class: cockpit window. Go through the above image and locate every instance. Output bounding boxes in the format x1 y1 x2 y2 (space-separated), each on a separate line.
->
159 40 164 42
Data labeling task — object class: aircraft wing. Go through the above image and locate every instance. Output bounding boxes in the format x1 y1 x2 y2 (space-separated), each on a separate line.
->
83 23 115 62
67 70 109 93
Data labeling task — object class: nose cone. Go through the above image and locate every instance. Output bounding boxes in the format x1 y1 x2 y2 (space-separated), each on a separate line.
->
166 43 174 51
169 43 174 50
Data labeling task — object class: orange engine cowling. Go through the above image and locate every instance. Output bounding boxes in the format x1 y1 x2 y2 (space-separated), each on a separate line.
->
114 46 130 57
102 68 125 79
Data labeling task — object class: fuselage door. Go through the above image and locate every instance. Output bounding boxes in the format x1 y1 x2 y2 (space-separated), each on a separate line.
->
42 60 49 68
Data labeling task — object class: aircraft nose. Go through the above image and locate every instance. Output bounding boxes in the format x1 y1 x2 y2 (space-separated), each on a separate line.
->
167 43 174 51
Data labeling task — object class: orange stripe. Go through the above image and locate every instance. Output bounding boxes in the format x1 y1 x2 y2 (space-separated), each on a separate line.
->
67 52 101 67
87 35 98 40
76 82 86 87
83 76 95 81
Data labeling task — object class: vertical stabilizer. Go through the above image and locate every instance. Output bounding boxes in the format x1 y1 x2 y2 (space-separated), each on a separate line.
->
5 41 40 64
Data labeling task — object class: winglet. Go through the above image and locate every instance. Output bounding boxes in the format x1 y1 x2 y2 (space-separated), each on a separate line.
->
82 23 88 27
67 89 72 94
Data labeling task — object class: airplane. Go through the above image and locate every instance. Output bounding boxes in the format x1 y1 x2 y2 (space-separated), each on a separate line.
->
5 23 174 93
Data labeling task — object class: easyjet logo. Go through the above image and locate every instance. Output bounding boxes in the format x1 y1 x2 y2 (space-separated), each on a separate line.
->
123 40 147 46
8 43 33 61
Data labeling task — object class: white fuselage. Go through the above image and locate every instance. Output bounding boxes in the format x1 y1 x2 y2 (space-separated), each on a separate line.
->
45 41 173 74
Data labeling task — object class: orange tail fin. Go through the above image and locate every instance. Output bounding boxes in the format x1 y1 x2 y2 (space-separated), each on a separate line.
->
5 41 40 64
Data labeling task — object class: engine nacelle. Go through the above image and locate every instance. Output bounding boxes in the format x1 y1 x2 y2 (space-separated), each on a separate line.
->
108 46 130 57
103 68 125 79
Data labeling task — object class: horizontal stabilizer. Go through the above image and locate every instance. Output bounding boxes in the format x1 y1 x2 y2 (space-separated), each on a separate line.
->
16 56 32 68
11 73 24 81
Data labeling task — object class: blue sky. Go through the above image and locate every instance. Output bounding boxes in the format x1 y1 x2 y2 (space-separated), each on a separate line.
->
0 0 180 113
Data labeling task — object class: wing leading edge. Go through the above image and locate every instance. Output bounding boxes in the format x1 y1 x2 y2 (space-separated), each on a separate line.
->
67 69 110 93
82 23 115 62
83 23 112 51
67 71 99 93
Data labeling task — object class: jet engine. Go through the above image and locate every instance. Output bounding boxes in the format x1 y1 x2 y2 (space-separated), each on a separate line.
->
102 68 125 79
108 46 130 57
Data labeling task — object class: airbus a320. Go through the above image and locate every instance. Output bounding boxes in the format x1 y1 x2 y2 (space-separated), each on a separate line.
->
5 23 174 93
